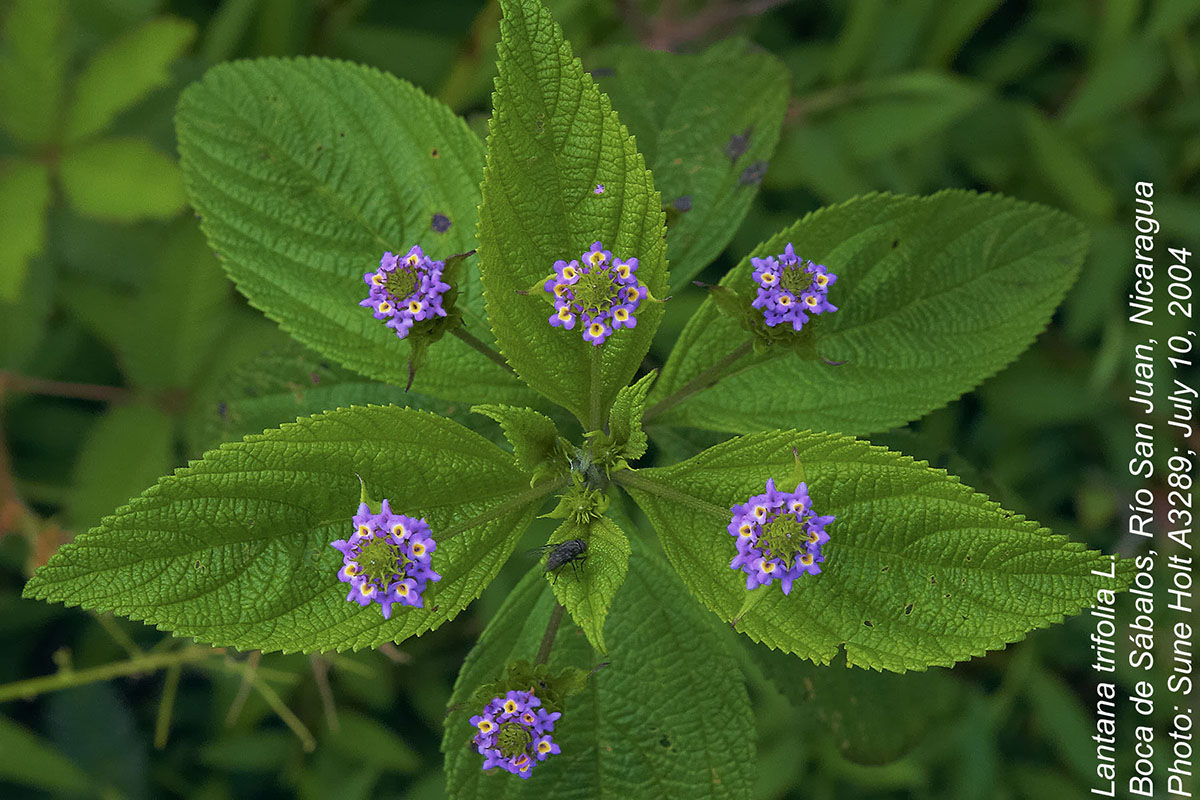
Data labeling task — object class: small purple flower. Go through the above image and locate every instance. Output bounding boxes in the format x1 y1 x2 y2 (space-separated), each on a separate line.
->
470 689 560 779
331 499 442 618
727 479 833 594
542 242 647 346
594 184 605 195
750 244 837 332
360 246 451 340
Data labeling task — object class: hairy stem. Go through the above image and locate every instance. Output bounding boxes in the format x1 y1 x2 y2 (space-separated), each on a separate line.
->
0 647 215 703
534 603 566 666
154 663 181 750
451 326 516 375
588 346 604 432
642 339 754 423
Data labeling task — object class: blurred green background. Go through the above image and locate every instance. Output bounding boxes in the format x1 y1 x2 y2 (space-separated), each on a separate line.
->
0 0 1195 797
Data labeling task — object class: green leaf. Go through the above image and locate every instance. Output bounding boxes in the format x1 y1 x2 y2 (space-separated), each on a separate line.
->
0 158 51 301
69 403 175 532
187 339 458 454
752 645 965 764
24 406 554 653
477 0 669 428
593 39 788 289
649 191 1087 436
813 72 984 162
0 0 67 146
0 714 91 793
59 136 188 221
443 538 754 798
1060 40 1167 130
59 224 232 390
606 370 654 462
176 57 529 405
545 515 629 653
471 404 560 475
64 16 197 143
617 429 1129 672
325 710 420 774
1019 106 1116 220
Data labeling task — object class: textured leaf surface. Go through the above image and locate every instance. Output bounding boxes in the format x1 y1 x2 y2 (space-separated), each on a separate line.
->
472 404 559 475
24 406 552 653
59 137 188 221
606 371 654 462
0 158 50 300
176 57 529 404
64 16 197 143
594 39 788 289
649 191 1086 435
618 430 1128 672
443 539 754 798
186 340 460 453
546 515 628 653
478 0 668 428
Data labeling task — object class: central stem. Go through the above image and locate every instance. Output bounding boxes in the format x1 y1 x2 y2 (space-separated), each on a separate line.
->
642 339 754 423
451 327 516 375
534 603 566 666
588 346 604 431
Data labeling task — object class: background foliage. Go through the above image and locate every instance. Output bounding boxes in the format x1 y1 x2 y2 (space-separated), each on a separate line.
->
1 0 1194 797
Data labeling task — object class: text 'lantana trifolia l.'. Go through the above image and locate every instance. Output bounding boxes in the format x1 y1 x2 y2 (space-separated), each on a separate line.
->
729 479 833 594
470 689 562 779
331 500 442 618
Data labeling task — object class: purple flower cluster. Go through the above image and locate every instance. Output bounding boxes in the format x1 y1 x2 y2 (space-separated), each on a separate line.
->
543 241 647 346
331 500 441 618
728 479 833 594
470 689 561 779
360 246 450 339
750 243 837 331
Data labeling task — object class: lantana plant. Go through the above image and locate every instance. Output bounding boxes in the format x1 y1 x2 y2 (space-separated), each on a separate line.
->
23 0 1131 795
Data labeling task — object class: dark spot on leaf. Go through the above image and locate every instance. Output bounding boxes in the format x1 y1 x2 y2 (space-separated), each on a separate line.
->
725 128 751 161
659 735 670 748
339 131 345 138
904 603 913 615
673 195 692 212
891 239 899 248
863 620 873 627
929 576 936 584
739 161 768 186
590 66 615 78
218 402 227 419
319 361 330 370
316 144 323 151
431 148 439 158
944 593 951 598
431 213 452 233
880 566 888 573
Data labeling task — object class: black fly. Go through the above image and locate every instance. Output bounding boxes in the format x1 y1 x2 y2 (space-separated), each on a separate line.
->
530 538 588 582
